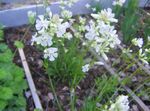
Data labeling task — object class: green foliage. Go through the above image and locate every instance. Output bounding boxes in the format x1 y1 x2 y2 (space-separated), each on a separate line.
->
0 42 27 110
34 109 43 111
0 49 13 63
113 5 123 18
121 0 139 43
81 75 119 111
0 25 4 41
14 40 24 49
91 4 102 13
45 37 85 87
81 99 97 111
28 11 36 26
95 75 119 102
142 14 150 44
0 43 8 52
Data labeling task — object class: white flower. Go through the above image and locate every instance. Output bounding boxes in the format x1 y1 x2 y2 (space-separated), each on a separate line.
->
92 8 96 12
64 32 73 40
28 11 36 18
139 49 149 65
98 22 120 48
85 20 98 40
31 33 53 47
85 29 97 41
82 64 90 73
113 0 126 6
85 3 90 8
132 38 143 48
85 18 120 61
79 17 86 25
61 10 73 19
44 48 58 61
91 8 118 24
109 95 130 111
56 22 70 37
36 15 49 31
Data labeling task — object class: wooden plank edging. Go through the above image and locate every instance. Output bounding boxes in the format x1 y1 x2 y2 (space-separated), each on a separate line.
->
0 0 92 28
0 0 148 7
18 48 43 110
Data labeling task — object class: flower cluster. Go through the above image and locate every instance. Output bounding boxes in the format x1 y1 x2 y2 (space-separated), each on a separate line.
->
61 9 73 20
31 10 73 61
103 95 130 111
138 49 149 65
132 38 143 48
91 8 118 24
131 37 149 65
113 0 126 6
85 8 120 60
109 95 130 111
82 64 90 73
31 3 120 64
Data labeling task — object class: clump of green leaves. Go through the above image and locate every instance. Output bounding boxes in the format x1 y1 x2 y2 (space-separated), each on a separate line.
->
0 42 27 110
95 75 119 102
141 12 150 44
81 75 119 111
14 40 24 49
121 0 139 43
45 37 85 87
81 99 97 111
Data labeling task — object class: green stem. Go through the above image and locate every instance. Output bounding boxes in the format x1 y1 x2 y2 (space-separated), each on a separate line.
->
48 75 63 111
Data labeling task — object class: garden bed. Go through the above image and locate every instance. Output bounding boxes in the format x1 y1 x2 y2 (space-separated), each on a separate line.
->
1 0 150 111
4 17 150 111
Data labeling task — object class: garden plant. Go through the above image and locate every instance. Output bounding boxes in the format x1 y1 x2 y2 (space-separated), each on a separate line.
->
0 0 150 111
0 25 27 111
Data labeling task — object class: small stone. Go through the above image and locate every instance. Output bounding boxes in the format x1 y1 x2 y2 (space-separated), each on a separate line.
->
37 59 43 68
77 85 81 90
59 95 65 100
25 91 32 98
48 92 54 100
96 103 101 107
76 99 83 106
142 94 150 101
132 105 139 111
62 86 69 91
132 76 137 82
